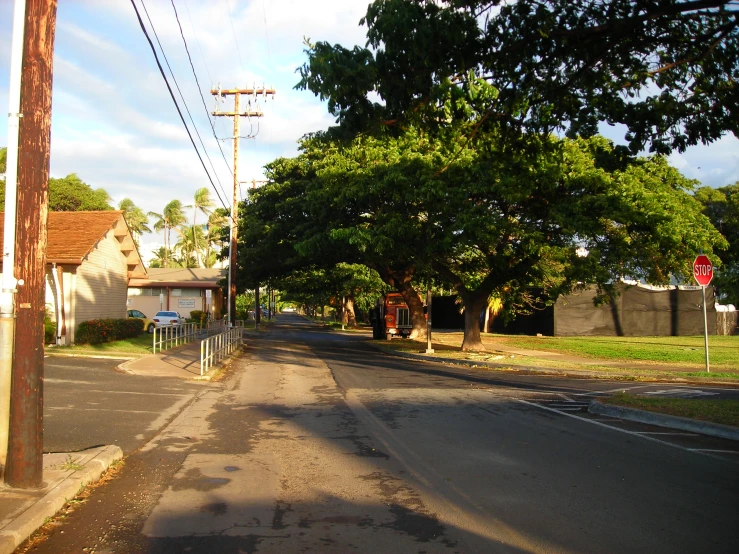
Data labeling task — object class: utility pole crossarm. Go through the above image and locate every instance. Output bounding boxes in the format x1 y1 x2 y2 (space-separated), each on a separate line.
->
211 111 264 117
210 87 276 96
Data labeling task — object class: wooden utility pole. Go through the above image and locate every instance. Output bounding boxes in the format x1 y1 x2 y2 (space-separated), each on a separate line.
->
210 87 275 325
5 0 58 489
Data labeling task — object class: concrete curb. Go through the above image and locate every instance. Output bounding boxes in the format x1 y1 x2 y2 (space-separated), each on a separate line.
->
373 345 587 376
0 445 123 554
588 400 739 441
46 352 139 360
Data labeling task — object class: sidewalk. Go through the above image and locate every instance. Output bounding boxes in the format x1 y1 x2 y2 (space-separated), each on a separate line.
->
0 337 244 553
118 341 208 379
117 326 250 379
0 446 122 554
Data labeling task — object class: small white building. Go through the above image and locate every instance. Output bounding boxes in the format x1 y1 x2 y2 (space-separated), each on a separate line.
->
0 211 147 344
127 268 226 320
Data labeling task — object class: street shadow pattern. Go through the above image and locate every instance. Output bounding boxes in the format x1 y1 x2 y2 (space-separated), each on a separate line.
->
22 314 739 554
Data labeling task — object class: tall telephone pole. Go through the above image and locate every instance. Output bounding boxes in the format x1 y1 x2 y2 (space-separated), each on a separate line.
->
4 0 58 488
211 86 275 325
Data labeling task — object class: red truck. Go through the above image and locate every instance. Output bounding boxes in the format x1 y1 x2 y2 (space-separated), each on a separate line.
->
371 293 413 340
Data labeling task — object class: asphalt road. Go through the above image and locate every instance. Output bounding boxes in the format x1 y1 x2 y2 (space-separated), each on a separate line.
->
43 356 209 454
22 315 739 553
274 314 739 551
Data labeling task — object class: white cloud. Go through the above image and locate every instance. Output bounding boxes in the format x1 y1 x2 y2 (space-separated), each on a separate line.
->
668 134 739 189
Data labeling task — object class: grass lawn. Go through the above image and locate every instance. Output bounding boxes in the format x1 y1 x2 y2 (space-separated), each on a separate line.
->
490 334 739 367
377 333 739 381
603 393 739 427
413 332 739 368
46 333 154 357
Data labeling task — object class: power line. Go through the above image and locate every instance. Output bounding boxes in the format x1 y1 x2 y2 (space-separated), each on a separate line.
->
130 0 231 216
260 0 275 167
261 0 272 65
182 0 213 84
138 0 231 212
140 0 231 209
170 0 235 179
224 0 247 76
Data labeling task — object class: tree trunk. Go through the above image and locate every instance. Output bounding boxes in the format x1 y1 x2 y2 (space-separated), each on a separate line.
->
345 296 357 328
483 308 490 334
395 281 426 339
461 293 486 351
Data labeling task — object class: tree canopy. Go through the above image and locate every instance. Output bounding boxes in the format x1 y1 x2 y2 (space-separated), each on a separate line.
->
298 0 738 154
696 181 739 304
0 170 113 212
239 126 725 349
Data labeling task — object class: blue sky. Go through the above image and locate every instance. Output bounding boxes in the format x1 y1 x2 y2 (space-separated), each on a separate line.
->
1 0 738 249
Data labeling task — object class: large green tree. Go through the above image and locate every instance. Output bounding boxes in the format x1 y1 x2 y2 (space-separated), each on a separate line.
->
48 174 113 211
298 0 738 153
430 134 726 349
696 182 739 304
1 171 113 212
242 127 725 350
290 0 734 349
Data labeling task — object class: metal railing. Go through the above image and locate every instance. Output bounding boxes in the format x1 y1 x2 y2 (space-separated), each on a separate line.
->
152 323 200 354
207 318 226 334
200 327 242 376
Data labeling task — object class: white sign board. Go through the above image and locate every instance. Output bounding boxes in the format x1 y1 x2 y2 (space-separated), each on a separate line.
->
178 298 196 308
205 289 212 299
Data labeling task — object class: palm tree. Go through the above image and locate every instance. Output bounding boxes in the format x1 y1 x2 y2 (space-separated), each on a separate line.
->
148 247 169 268
119 198 150 245
191 188 215 267
175 225 206 268
205 208 229 268
148 200 187 267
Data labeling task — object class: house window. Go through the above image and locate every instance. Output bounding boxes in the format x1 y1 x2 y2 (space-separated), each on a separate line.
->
179 288 202 297
128 287 165 297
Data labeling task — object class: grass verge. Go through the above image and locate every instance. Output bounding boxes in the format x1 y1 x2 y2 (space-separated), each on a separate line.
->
46 333 154 357
487 334 739 368
377 337 739 381
602 393 739 427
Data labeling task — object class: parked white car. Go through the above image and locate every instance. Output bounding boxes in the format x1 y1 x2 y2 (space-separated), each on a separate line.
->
152 311 186 327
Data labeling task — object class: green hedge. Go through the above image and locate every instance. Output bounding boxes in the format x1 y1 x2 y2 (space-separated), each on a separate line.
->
188 310 207 326
45 321 57 345
76 318 143 344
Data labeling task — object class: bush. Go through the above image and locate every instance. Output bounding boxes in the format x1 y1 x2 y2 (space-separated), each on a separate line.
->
45 321 57 345
188 310 208 326
76 318 143 345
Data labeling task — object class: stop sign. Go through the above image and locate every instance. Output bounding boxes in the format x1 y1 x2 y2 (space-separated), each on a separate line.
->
693 255 713 286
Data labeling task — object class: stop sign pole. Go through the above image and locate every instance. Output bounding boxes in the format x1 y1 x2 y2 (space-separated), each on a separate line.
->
693 255 713 373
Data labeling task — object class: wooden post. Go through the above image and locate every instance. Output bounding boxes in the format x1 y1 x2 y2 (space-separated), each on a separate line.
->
229 92 239 326
210 87 275 326
5 0 57 489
